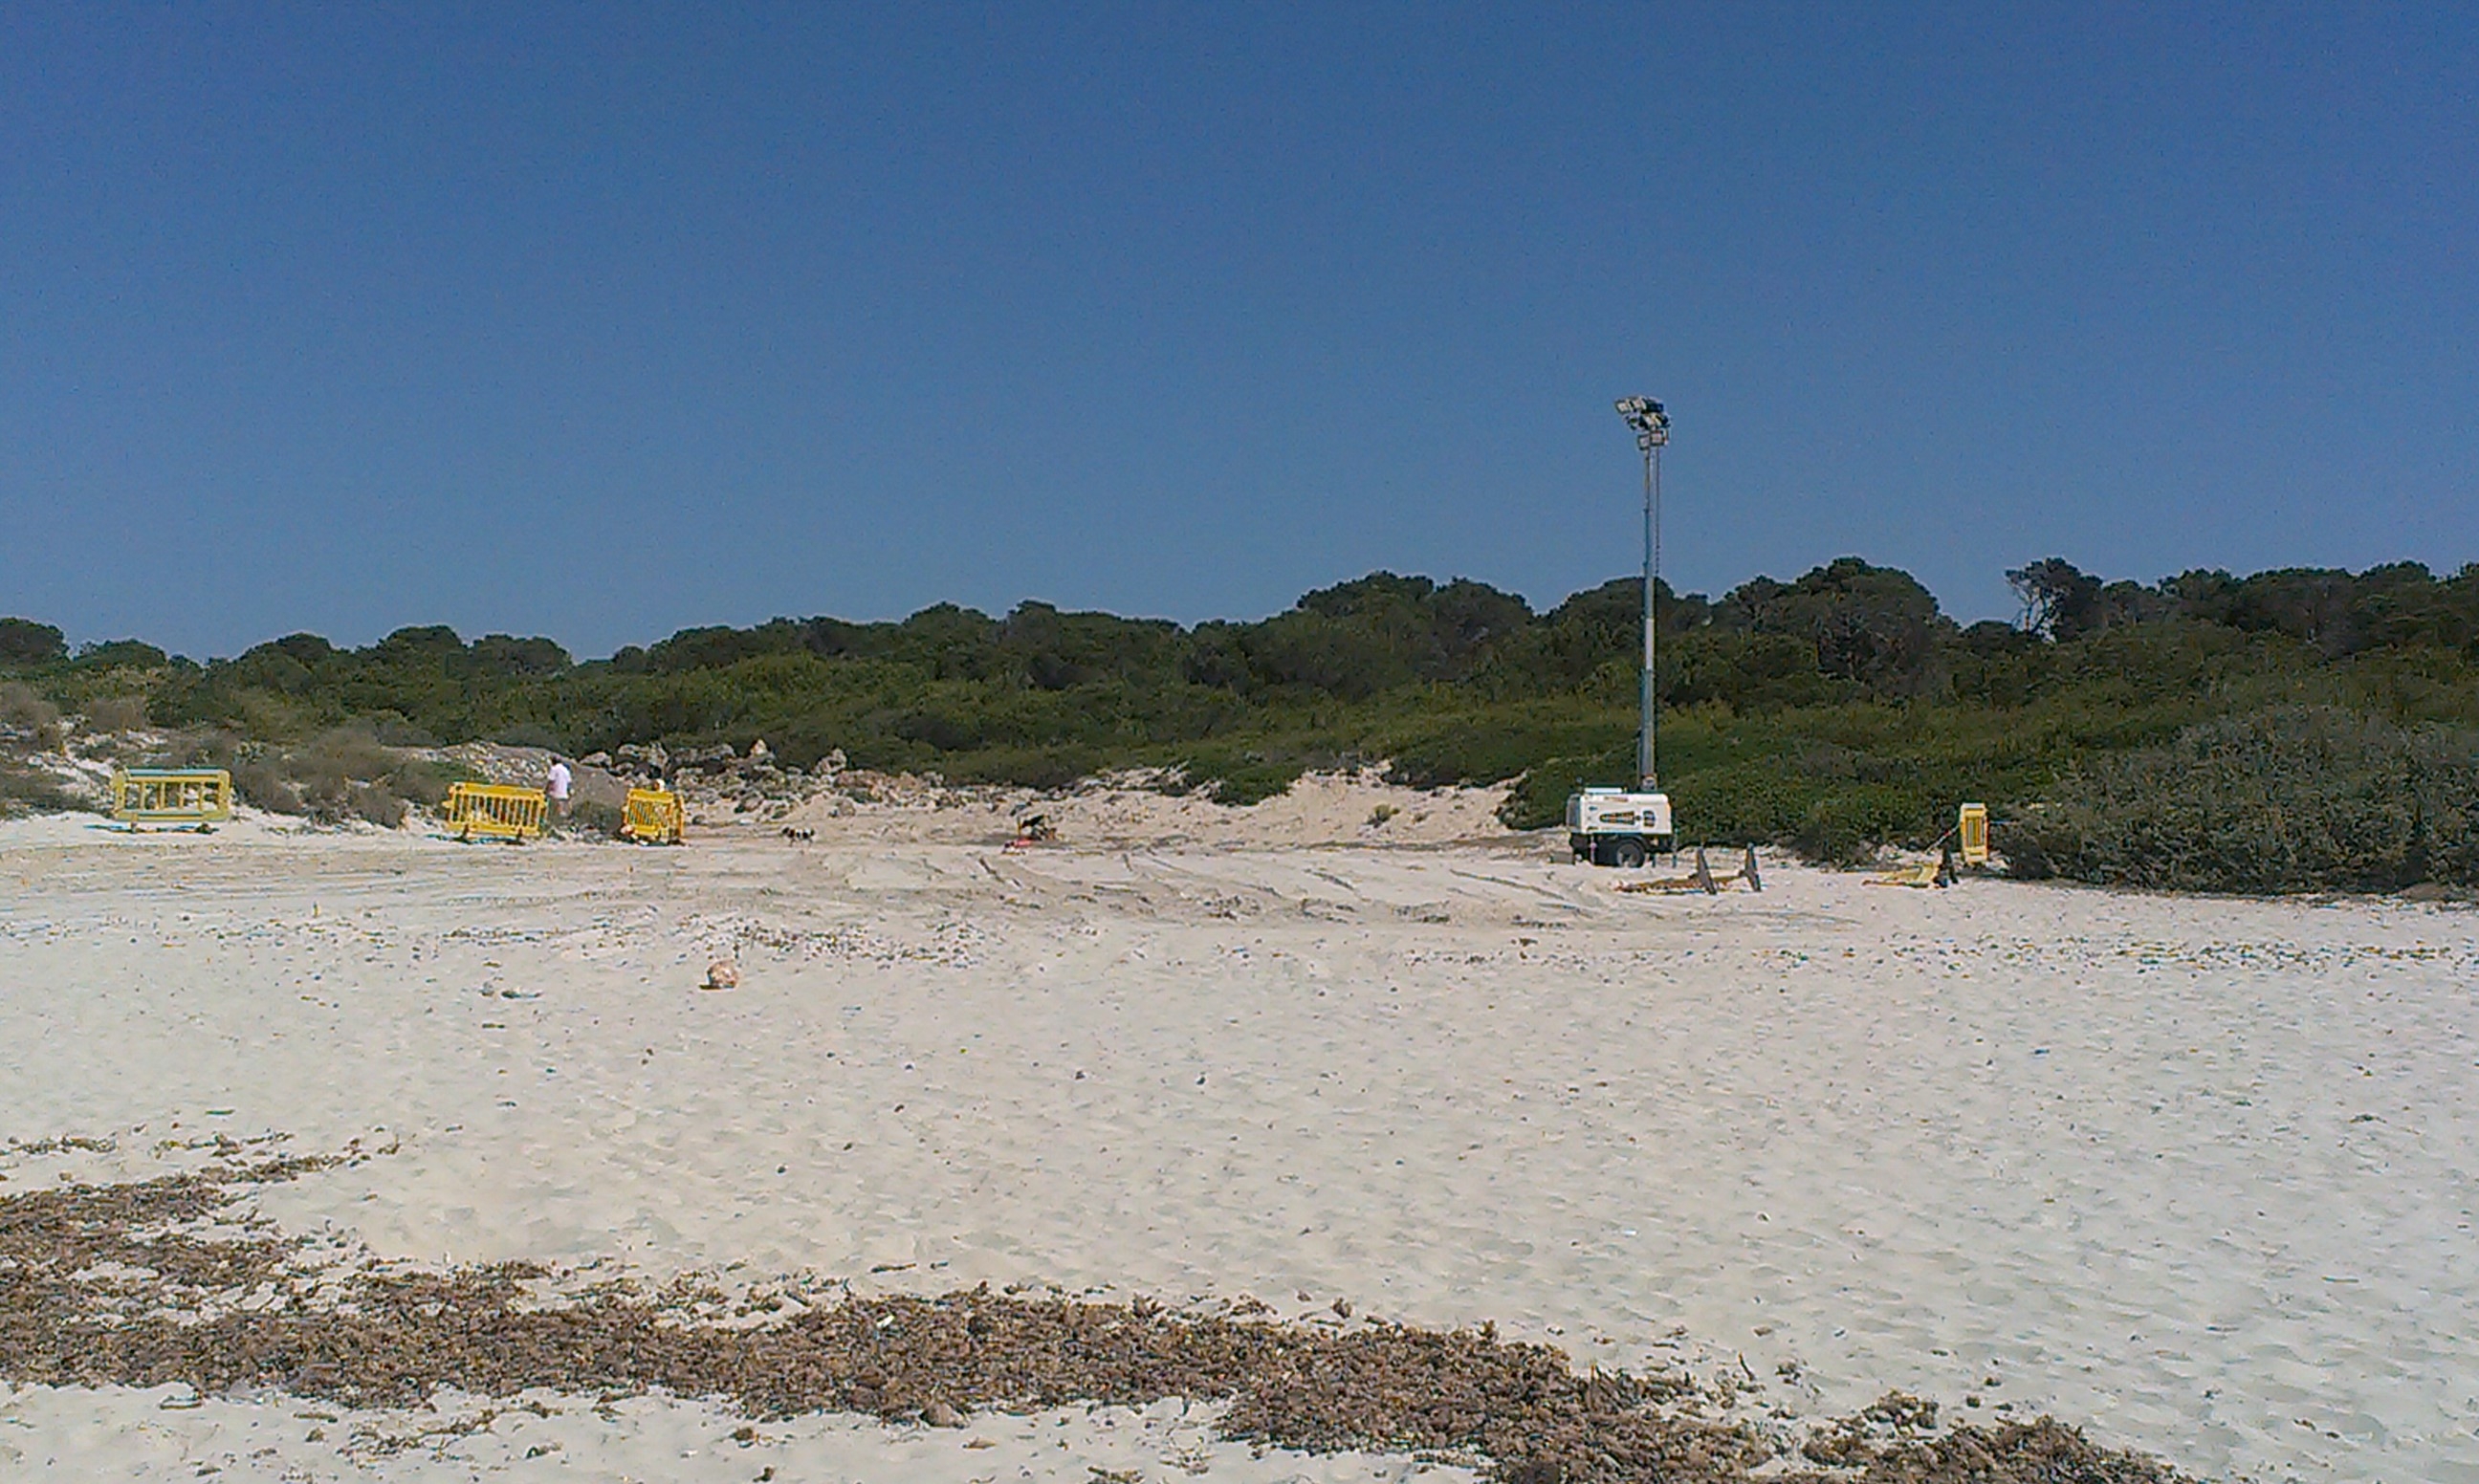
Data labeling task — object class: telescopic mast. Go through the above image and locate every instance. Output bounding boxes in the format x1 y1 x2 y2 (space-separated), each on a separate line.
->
1613 397 1670 791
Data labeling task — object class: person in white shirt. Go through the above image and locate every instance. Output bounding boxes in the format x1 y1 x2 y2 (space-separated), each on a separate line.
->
547 757 573 820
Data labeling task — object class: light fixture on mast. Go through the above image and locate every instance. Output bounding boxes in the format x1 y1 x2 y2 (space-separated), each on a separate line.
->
1613 397 1668 791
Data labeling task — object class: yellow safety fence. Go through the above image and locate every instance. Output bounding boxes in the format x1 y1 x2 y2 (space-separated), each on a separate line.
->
622 787 684 844
112 768 233 831
443 781 548 841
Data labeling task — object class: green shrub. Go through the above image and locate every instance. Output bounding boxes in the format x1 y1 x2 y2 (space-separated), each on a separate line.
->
386 758 477 809
1205 758 1305 806
0 682 62 749
220 729 408 820
1788 786 1922 866
0 764 90 815
944 744 1101 792
84 695 150 732
363 712 440 747
348 782 407 828
2015 707 2479 893
229 690 310 741
152 731 240 770
313 725 399 775
72 639 170 671
1499 749 1629 830
230 755 303 814
492 722 567 752
0 618 65 667
288 726 398 805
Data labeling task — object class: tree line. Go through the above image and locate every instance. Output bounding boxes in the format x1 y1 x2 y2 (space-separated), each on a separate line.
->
7 556 2477 891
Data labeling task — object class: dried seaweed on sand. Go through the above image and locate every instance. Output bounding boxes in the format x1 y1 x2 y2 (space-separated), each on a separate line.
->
0 1156 2190 1484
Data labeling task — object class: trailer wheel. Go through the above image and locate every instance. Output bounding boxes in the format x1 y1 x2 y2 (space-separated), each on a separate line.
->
1610 837 1647 869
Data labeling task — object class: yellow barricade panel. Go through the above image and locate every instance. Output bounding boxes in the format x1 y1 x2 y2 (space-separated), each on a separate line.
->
444 782 548 840
622 788 685 844
112 769 233 828
1958 802 1990 867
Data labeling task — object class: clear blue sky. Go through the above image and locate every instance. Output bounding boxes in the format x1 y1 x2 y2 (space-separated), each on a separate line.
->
4 4 2472 659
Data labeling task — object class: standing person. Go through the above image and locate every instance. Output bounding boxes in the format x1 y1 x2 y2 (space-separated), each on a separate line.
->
547 756 573 821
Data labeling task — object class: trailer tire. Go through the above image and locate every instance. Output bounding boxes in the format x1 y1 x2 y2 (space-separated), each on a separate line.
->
1610 837 1647 869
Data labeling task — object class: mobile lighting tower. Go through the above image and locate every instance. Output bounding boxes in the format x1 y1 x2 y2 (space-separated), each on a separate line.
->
1565 397 1676 867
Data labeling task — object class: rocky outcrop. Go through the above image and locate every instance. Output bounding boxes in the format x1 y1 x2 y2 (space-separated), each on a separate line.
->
595 741 851 821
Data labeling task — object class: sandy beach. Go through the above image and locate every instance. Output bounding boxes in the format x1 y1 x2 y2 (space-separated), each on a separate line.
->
1 792 2472 1481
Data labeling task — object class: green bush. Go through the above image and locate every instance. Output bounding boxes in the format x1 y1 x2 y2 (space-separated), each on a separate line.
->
386 758 478 809
0 764 90 815
84 695 150 732
0 681 63 749
1788 786 1924 866
275 727 401 820
940 744 1102 792
348 782 408 828
0 618 66 667
150 731 238 770
2013 707 2479 893
1499 749 1629 831
492 722 568 752
230 755 303 814
209 726 434 822
1202 757 1305 806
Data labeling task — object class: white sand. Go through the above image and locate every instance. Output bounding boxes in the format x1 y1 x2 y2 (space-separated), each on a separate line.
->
0 1385 1462 1483
1 801 2474 1481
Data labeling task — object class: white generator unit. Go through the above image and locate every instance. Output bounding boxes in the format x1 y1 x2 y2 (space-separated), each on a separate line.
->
1567 786 1674 867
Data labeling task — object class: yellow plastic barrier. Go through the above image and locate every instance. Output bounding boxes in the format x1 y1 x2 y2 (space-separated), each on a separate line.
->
443 781 548 841
1958 802 1989 867
1612 844 1764 895
622 787 684 844
111 768 233 831
1869 859 1951 889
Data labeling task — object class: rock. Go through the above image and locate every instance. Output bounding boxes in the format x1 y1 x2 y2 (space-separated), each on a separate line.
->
703 959 739 991
749 738 770 760
923 1401 965 1428
613 742 669 775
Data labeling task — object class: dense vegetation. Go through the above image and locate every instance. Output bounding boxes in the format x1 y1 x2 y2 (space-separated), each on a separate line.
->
7 556 2478 892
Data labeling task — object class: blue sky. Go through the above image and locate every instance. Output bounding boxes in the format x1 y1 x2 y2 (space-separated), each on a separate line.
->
3 4 2471 658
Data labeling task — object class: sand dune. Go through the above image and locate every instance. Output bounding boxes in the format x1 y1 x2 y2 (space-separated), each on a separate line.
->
0 803 2471 1480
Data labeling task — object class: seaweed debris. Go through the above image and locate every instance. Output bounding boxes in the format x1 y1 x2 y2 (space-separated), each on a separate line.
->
0 1156 2190 1484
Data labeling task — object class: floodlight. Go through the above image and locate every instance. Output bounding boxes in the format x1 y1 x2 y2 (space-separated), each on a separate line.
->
1614 396 1669 450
